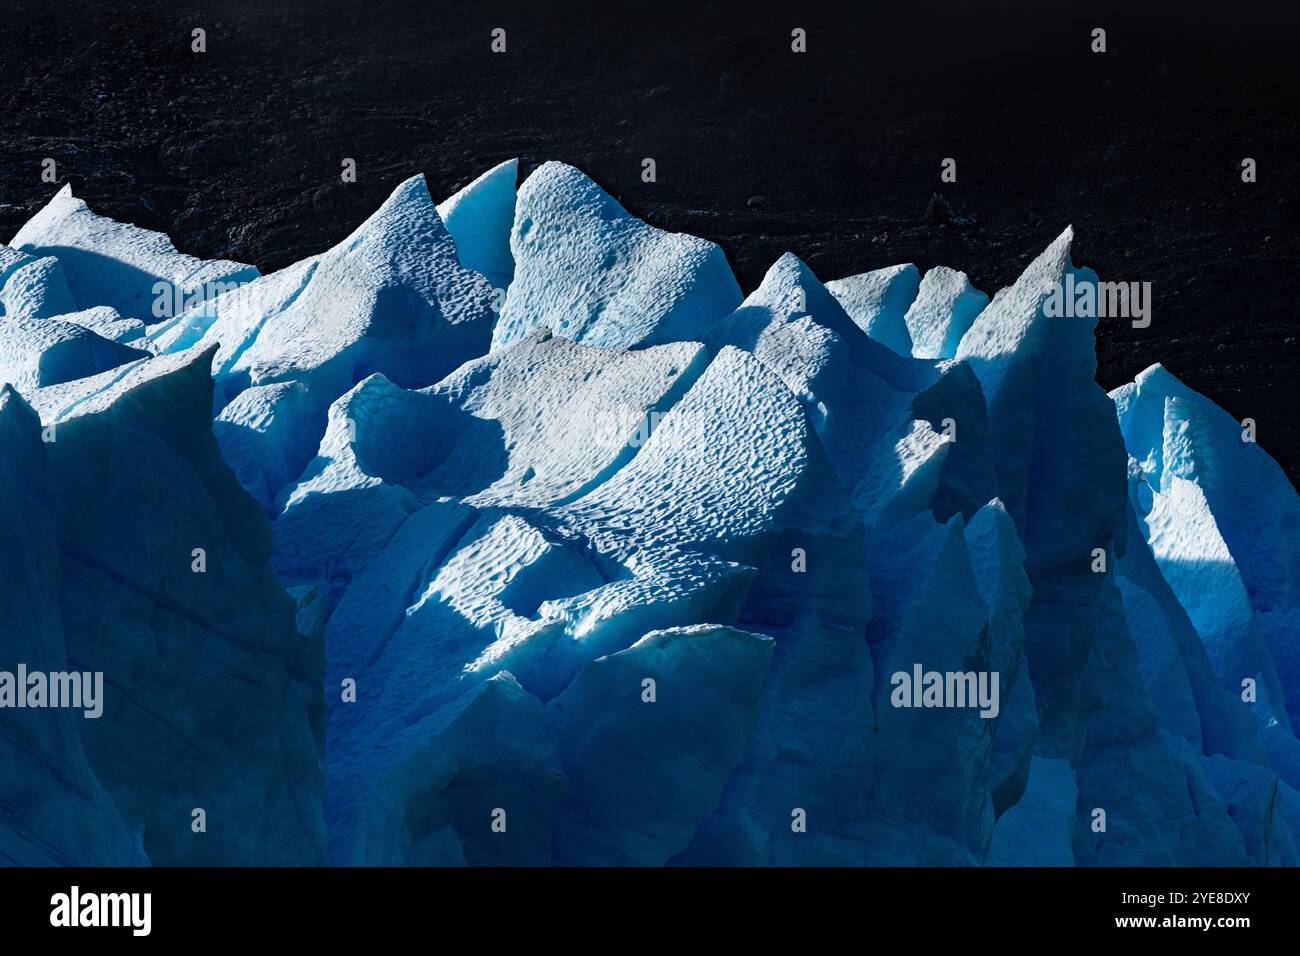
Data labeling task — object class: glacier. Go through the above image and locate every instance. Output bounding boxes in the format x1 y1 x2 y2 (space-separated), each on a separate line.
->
1 160 1297 866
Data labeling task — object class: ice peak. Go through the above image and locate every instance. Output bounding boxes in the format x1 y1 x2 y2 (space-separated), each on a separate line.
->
1134 362 1178 387
494 160 741 351
825 262 919 356
437 158 518 289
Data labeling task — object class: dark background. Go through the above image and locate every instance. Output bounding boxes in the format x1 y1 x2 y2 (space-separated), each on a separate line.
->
1 0 1296 482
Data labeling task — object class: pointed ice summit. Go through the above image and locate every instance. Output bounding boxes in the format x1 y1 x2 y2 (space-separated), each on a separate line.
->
11 184 256 318
437 157 519 292
149 173 499 511
2 162 1297 868
492 161 742 351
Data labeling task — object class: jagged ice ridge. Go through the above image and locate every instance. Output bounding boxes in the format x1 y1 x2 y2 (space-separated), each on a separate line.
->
1 160 1297 866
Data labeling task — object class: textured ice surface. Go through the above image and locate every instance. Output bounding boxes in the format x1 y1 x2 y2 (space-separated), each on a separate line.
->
903 266 988 360
0 318 147 394
3 163 1298 867
492 162 742 351
50 305 148 344
149 174 497 511
826 262 919 356
0 243 77 319
274 331 706 612
707 252 996 531
10 185 256 318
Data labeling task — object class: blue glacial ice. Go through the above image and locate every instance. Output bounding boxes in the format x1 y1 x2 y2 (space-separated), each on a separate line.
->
150 173 498 513
903 265 989 360
2 346 323 865
436 158 519 293
2 162 1298 866
826 262 919 357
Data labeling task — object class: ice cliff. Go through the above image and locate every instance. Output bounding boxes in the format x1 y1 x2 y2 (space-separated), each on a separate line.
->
1 165 1296 866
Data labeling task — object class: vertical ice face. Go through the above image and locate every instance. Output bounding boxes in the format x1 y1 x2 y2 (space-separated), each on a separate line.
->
1114 464 1297 863
1111 367 1300 853
1113 363 1300 731
964 500 1034 817
1143 475 1285 724
14 347 328 865
437 158 519 292
546 625 774 865
857 512 1001 863
332 671 566 866
951 227 1268 864
10 185 257 319
493 161 743 351
0 387 146 865
985 757 1078 865
1070 575 1250 865
955 227 1128 755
